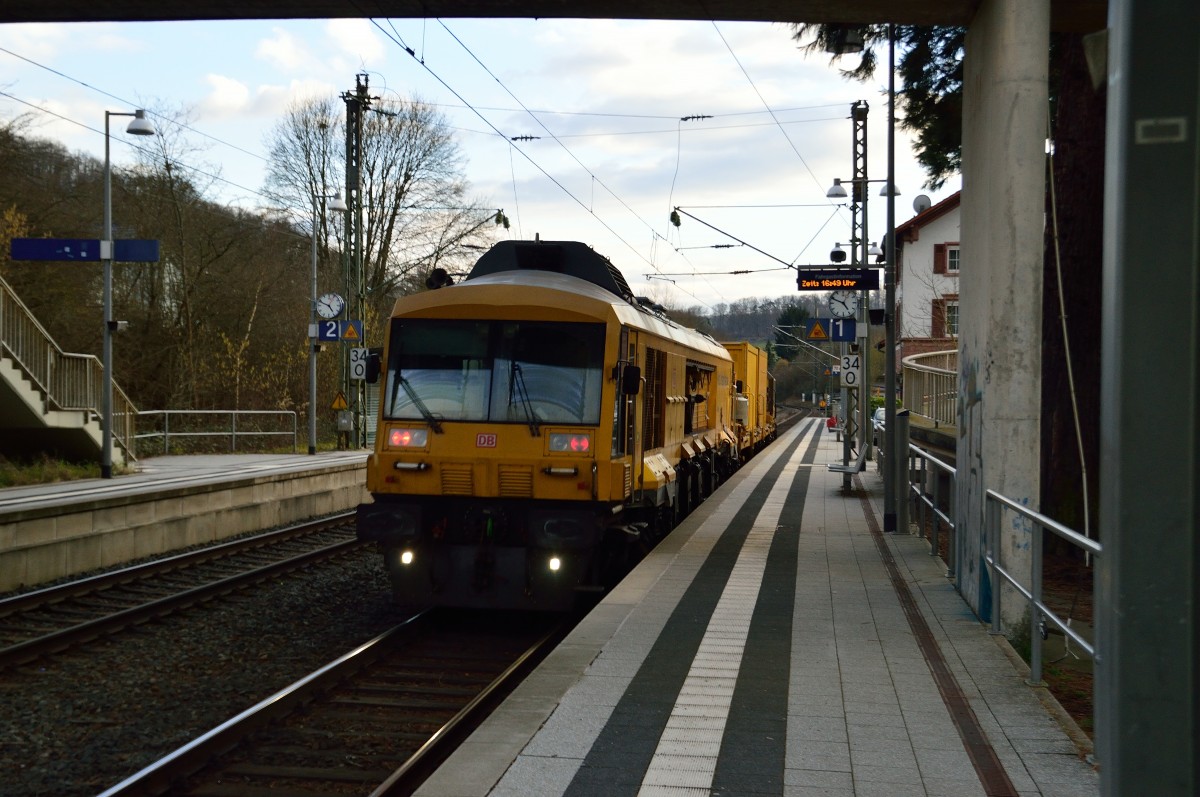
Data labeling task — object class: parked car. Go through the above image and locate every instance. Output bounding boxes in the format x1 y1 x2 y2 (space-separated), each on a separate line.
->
872 407 886 446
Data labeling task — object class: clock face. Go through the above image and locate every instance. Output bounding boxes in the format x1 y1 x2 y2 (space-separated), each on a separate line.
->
829 290 858 318
316 292 345 319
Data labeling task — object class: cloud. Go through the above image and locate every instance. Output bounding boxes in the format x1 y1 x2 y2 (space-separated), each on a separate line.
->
0 22 71 60
256 27 311 71
325 19 385 65
198 74 251 117
253 78 339 115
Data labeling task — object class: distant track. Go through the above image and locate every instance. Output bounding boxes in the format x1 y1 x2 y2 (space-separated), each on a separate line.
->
0 513 360 668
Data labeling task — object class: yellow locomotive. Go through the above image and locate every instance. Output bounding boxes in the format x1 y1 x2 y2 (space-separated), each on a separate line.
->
356 239 773 610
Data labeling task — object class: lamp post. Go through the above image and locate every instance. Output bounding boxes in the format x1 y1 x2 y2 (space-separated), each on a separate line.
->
309 191 348 455
102 109 155 479
883 24 900 533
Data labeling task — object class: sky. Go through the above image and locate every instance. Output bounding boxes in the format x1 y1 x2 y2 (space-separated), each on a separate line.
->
0 17 960 310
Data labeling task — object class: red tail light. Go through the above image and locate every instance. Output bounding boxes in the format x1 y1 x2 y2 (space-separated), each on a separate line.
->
549 432 591 453
388 428 428 448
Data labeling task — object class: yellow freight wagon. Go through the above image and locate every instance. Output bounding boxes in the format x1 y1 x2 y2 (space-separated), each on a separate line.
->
721 341 777 461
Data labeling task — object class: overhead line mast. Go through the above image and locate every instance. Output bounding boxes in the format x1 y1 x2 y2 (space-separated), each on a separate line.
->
342 72 376 449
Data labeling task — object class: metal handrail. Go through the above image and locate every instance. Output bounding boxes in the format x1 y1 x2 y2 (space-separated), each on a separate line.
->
896 423 1099 690
985 489 1100 685
904 443 958 578
135 410 298 454
0 273 137 458
901 349 957 427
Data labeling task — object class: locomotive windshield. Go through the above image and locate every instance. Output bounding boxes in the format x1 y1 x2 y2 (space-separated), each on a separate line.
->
384 319 606 426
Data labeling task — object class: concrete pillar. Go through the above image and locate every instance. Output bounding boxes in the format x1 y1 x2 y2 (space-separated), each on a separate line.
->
956 0 1048 626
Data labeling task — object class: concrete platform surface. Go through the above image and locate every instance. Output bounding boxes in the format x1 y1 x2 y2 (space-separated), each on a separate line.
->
416 420 1097 797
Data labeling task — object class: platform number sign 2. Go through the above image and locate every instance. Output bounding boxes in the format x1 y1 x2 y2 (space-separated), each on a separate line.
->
316 320 341 342
840 353 861 388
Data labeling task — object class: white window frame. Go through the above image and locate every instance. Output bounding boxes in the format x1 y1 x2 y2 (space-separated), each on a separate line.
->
946 245 961 273
945 300 960 337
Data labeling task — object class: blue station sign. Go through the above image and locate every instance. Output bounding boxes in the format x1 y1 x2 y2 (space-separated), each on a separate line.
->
10 238 160 263
804 317 857 342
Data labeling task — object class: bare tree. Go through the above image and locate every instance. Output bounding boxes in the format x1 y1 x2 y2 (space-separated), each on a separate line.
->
264 95 499 324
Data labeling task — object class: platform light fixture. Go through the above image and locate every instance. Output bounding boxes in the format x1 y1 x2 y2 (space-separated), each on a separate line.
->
102 109 156 479
824 26 866 56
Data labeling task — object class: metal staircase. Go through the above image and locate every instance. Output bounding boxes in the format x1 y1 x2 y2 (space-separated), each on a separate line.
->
0 273 136 465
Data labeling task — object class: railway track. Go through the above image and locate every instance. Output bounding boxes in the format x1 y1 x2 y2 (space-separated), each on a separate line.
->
98 609 566 797
0 513 362 668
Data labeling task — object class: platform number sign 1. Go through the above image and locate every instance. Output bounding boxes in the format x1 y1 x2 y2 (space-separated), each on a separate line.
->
840 353 861 388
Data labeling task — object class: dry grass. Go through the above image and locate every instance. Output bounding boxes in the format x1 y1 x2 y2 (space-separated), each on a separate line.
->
0 454 101 487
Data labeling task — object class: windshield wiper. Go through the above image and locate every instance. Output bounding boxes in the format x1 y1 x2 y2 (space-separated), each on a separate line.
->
398 374 443 433
510 362 540 436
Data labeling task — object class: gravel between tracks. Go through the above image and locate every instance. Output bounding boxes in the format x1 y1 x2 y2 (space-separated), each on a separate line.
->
0 546 401 797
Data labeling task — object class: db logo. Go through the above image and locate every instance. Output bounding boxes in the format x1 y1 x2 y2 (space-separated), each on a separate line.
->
476 433 497 448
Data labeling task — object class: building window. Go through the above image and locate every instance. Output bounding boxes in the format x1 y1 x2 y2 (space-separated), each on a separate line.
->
945 301 959 336
931 295 960 338
933 242 961 275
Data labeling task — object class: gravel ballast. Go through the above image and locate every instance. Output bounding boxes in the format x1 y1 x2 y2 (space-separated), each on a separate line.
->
0 547 401 797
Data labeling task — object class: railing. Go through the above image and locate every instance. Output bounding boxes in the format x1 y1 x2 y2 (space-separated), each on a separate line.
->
891 427 1098 692
902 349 957 427
985 490 1100 685
0 274 137 458
904 443 959 579
135 410 298 454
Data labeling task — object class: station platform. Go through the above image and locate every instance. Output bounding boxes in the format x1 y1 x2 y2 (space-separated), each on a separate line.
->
416 420 1099 797
0 451 369 511
0 451 369 592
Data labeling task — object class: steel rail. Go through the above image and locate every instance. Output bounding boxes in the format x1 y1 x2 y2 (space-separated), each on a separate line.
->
96 611 433 797
0 511 354 614
0 518 361 668
370 623 568 796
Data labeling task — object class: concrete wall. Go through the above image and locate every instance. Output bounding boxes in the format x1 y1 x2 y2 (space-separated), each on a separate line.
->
956 0 1047 626
0 461 368 592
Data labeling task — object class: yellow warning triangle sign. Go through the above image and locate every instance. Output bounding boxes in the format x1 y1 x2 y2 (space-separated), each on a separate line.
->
341 322 360 341
331 391 349 410
808 320 830 340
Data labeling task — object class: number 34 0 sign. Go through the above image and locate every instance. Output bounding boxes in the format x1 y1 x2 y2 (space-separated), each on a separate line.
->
840 353 861 388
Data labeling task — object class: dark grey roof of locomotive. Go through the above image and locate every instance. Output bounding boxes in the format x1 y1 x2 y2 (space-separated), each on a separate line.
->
466 240 636 304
